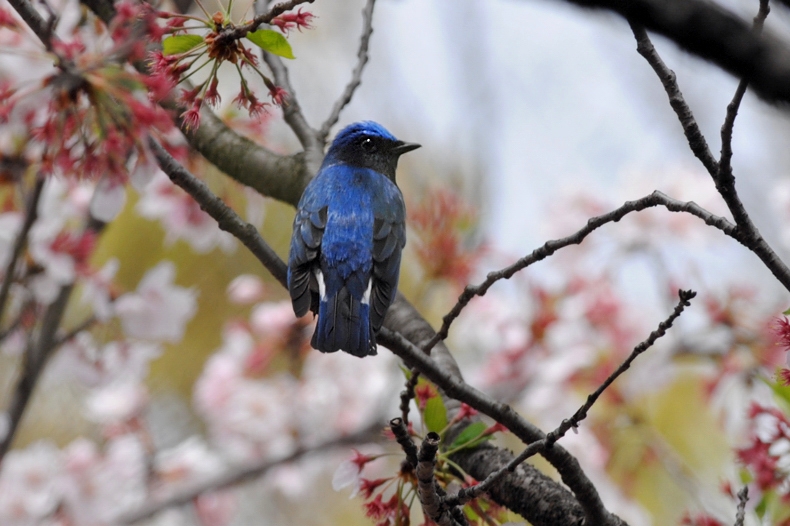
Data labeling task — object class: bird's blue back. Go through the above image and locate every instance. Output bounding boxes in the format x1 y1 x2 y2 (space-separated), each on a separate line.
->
287 122 415 357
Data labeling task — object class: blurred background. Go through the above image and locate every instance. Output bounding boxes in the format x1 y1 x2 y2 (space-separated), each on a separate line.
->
4 0 790 524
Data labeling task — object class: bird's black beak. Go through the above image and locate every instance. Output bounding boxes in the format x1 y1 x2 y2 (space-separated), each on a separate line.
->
390 141 421 156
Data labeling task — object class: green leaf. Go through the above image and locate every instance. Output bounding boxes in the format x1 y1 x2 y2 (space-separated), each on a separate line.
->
162 34 205 56
763 375 790 414
783 307 790 315
246 29 295 59
448 422 489 450
424 396 448 433
754 494 768 519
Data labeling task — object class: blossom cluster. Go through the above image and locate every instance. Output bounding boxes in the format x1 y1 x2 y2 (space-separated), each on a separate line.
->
0 0 178 183
151 3 313 129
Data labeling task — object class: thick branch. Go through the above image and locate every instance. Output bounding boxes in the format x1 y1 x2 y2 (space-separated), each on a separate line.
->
6 0 55 48
149 138 288 288
378 328 625 526
183 110 312 205
551 0 790 103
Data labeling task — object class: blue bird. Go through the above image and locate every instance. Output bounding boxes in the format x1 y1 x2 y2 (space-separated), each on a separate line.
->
287 121 420 357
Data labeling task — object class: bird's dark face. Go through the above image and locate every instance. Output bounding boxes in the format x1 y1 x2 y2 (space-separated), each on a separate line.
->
326 121 420 181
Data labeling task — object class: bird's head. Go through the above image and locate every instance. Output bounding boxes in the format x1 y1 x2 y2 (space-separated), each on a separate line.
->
325 121 420 181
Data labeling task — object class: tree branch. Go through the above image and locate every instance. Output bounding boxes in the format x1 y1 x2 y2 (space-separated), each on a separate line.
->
719 0 770 178
6 0 56 49
148 138 288 288
423 191 735 354
378 327 626 526
629 22 718 175
0 283 73 462
118 425 381 524
389 417 418 468
416 433 467 526
734 486 748 526
550 0 790 104
448 289 697 507
318 0 376 142
262 52 324 172
213 0 314 46
631 12 790 295
0 177 44 329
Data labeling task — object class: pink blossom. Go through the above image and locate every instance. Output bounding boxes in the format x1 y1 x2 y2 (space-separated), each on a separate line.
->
332 449 378 495
153 437 225 492
205 76 221 107
136 173 236 253
61 435 147 523
250 301 297 336
181 98 202 130
268 85 288 106
270 8 314 34
89 177 126 222
85 381 149 424
56 338 162 388
115 261 197 342
0 441 63 523
79 258 119 322
226 274 266 304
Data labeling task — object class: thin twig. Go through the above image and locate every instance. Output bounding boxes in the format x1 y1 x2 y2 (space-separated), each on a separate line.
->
423 190 735 354
378 328 621 526
148 138 288 287
389 417 418 468
399 368 420 427
51 315 97 348
632 11 790 294
318 0 376 142
719 0 770 177
118 425 381 524
0 177 44 330
213 0 314 46
0 214 105 462
447 290 696 506
734 486 748 526
629 22 719 176
262 52 322 162
0 284 73 461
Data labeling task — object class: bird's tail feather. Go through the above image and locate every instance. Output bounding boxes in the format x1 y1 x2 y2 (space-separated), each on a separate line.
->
313 288 377 357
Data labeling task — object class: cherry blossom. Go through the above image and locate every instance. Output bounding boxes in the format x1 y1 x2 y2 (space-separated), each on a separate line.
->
136 172 236 253
0 441 62 524
114 261 197 342
226 274 266 305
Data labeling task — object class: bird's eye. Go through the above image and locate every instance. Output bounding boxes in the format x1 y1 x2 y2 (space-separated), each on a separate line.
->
360 138 376 152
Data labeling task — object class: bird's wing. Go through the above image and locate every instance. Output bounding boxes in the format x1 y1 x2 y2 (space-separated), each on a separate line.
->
370 215 406 332
288 205 328 317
